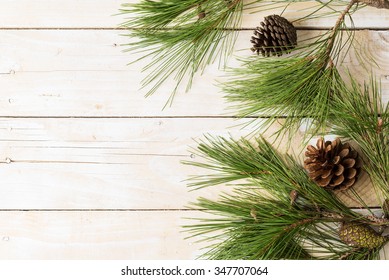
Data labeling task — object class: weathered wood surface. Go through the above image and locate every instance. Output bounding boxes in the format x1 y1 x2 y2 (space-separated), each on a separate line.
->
0 210 387 260
0 210 205 259
0 0 387 259
0 1 388 28
0 117 377 209
0 30 388 117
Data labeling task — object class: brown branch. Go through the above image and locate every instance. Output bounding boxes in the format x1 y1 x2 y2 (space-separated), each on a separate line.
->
284 218 317 232
358 0 389 8
377 118 383 134
325 0 357 64
340 248 359 259
320 211 344 220
365 215 389 226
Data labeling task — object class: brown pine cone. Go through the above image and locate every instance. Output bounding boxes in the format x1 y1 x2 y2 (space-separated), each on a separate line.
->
250 15 297 57
339 222 388 249
304 138 362 191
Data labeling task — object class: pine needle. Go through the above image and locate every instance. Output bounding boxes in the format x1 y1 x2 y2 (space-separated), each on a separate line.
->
221 0 360 140
184 136 386 259
120 0 355 106
120 0 244 106
331 76 389 201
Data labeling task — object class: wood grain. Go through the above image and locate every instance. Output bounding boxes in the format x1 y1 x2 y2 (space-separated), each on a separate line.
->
0 0 387 259
0 30 388 117
0 117 379 209
0 210 206 259
0 117 258 210
0 1 388 29
0 210 387 259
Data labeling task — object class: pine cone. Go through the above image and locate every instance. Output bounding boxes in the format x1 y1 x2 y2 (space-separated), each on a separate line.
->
304 138 362 191
251 15 297 57
339 222 388 249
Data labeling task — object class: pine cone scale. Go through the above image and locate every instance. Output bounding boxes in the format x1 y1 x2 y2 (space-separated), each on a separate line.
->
332 155 341 165
330 175 344 187
339 148 349 158
342 158 355 168
345 168 357 179
318 176 332 187
334 164 344 176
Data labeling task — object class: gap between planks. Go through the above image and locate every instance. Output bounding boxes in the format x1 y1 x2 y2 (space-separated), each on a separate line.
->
0 27 389 31
0 207 382 212
0 209 194 212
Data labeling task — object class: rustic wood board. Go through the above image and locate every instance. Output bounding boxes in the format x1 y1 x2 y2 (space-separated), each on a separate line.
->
0 30 388 117
0 210 205 259
0 117 376 209
0 210 387 259
0 1 388 28
0 0 387 259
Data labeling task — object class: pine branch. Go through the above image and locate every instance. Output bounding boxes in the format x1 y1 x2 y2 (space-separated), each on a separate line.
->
184 136 388 259
120 0 354 106
358 0 389 8
120 0 245 106
184 136 359 215
222 0 360 140
325 0 356 62
331 76 389 200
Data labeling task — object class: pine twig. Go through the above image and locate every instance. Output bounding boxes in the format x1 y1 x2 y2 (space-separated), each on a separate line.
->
358 0 389 8
184 136 387 259
365 215 389 226
120 0 244 104
325 0 357 63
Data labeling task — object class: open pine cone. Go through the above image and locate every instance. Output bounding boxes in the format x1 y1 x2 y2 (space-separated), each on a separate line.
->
251 15 297 57
304 138 362 191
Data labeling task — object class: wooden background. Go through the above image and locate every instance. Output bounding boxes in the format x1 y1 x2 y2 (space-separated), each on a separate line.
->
0 0 388 259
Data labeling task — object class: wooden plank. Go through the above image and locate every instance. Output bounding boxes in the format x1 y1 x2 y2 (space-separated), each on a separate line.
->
0 210 206 259
0 1 388 29
241 2 389 29
0 117 258 209
0 117 379 209
0 210 387 259
0 29 225 117
0 0 123 28
0 30 388 117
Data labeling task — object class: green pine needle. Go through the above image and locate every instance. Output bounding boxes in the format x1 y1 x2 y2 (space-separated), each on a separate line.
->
120 0 357 106
120 0 245 106
221 0 360 140
222 54 346 138
183 136 387 259
331 77 389 200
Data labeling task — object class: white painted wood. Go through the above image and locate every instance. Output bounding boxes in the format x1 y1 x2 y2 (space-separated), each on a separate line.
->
0 118 379 209
0 210 387 259
0 210 207 259
0 1 388 28
0 0 387 260
0 30 388 117
0 117 257 209
0 0 124 28
240 2 389 29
